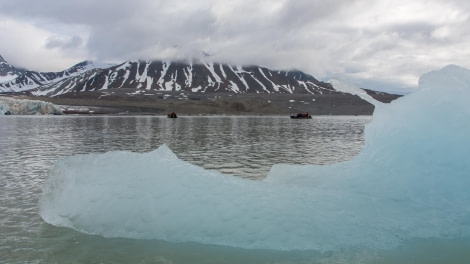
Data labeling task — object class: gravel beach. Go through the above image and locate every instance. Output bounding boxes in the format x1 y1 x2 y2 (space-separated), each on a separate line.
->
16 89 398 116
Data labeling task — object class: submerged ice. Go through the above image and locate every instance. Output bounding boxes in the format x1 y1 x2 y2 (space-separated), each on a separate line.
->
39 65 470 252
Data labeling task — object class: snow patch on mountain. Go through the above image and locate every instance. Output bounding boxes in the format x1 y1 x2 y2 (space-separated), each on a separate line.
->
330 79 380 105
0 73 18 83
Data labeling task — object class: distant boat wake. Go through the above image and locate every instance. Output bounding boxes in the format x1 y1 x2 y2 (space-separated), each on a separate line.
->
39 65 470 252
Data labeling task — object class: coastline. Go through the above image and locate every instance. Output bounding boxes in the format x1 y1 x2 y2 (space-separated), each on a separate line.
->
9 90 391 116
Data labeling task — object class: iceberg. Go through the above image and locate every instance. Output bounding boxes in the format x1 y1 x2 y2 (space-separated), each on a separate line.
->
39 65 470 252
0 97 62 115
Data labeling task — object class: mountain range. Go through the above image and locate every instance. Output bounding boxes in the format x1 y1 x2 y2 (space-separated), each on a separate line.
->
0 54 401 115
0 55 109 94
1 54 344 95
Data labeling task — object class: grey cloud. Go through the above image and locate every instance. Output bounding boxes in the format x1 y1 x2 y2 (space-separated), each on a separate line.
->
388 23 436 39
0 0 143 24
45 37 65 49
1 0 470 93
277 0 355 30
85 5 217 61
45 36 83 50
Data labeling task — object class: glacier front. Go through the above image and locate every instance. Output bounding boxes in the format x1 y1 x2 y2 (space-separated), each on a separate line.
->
0 97 62 115
39 65 470 252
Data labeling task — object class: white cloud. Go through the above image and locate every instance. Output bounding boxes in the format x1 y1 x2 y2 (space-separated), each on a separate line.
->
0 16 89 71
1 0 470 93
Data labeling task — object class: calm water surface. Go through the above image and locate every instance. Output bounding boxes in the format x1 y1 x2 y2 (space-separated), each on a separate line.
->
2 115 468 263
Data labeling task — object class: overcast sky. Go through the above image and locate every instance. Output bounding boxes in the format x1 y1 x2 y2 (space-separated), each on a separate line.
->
1 0 469 93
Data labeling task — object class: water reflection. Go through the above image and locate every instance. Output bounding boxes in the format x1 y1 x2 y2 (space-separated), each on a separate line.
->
146 116 368 179
0 115 369 180
0 115 379 264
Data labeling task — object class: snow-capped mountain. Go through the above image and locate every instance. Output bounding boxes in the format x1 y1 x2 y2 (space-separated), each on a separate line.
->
0 58 111 93
33 60 337 96
0 54 23 83
1 54 338 96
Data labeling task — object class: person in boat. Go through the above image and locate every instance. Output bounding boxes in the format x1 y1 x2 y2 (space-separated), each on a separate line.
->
291 112 310 118
168 112 177 118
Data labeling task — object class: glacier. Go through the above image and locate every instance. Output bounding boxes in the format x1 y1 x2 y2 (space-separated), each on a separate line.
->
0 97 62 115
39 65 470 252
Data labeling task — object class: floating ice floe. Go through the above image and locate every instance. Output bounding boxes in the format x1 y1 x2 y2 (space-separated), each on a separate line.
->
39 65 470 252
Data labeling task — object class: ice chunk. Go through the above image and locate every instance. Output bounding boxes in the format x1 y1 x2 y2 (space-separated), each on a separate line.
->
0 97 62 115
39 65 470 251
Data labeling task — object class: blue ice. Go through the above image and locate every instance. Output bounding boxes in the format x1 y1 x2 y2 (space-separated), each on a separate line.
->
39 65 470 252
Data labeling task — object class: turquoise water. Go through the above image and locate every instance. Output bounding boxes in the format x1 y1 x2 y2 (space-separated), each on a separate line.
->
2 115 469 263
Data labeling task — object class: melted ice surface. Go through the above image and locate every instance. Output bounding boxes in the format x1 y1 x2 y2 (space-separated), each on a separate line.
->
39 65 470 251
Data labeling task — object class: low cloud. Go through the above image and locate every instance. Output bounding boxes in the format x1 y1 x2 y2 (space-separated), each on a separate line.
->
1 0 470 93
45 35 83 50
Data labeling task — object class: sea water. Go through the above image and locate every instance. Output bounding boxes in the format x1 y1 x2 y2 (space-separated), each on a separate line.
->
3 64 470 264
1 115 371 263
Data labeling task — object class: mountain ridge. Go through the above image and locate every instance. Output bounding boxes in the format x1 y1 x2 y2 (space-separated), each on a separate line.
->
35 60 337 96
0 54 23 82
0 55 338 96
0 59 105 93
0 54 401 115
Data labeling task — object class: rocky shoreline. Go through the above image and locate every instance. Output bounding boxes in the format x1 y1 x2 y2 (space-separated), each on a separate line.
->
3 89 401 116
32 92 370 116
